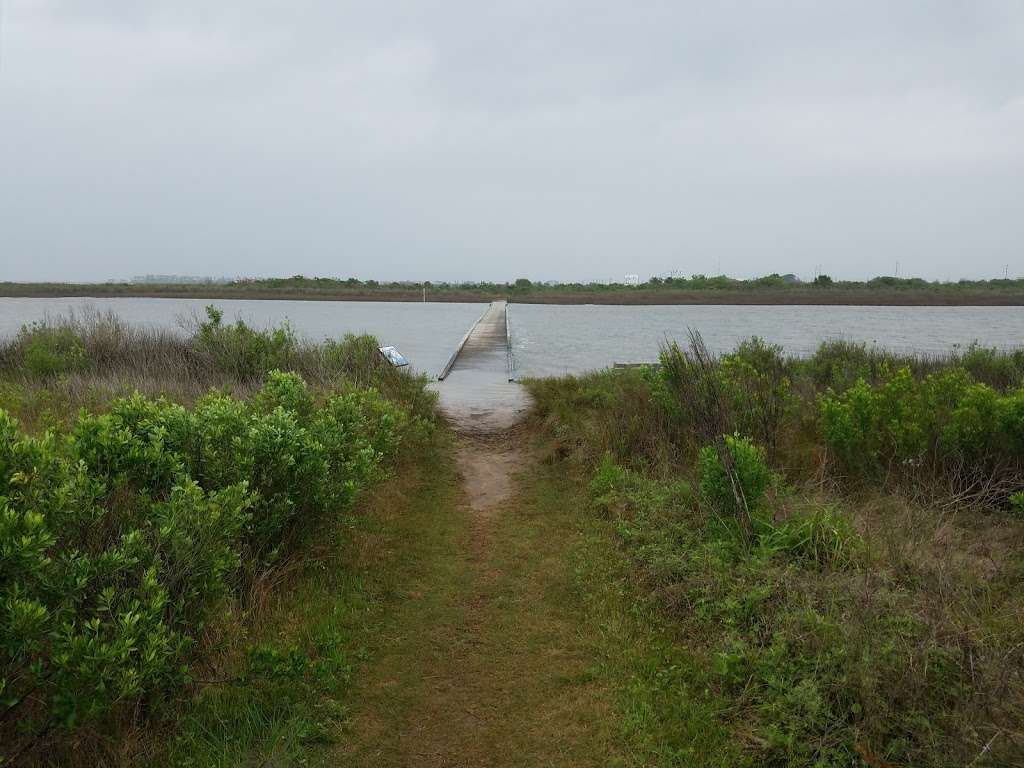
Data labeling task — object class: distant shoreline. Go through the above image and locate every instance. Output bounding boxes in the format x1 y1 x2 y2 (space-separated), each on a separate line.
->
3 283 1024 306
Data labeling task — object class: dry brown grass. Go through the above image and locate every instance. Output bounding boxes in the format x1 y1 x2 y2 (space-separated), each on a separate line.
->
0 309 435 432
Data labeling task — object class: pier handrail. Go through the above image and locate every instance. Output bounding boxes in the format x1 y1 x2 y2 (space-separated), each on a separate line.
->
505 302 514 381
437 302 492 381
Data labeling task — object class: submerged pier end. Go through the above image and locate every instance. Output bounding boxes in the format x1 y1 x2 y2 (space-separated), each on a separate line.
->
432 300 529 433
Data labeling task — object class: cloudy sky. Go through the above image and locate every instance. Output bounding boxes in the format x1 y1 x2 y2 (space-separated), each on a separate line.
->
1 1 1022 283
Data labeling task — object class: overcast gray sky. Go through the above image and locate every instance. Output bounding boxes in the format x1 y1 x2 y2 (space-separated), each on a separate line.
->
1 1 1022 283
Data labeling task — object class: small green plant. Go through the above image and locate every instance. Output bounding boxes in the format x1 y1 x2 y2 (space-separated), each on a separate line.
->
760 506 862 570
698 434 775 539
1010 491 1024 517
589 453 629 513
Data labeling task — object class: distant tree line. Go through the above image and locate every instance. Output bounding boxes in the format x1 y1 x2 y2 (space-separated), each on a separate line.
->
4 273 1023 306
237 273 1024 292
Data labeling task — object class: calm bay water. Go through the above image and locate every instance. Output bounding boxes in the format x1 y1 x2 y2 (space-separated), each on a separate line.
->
1 297 1021 379
511 304 1024 377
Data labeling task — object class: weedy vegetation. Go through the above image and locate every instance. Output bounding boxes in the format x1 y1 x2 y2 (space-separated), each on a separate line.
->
0 306 434 432
527 333 1024 767
5 305 1024 766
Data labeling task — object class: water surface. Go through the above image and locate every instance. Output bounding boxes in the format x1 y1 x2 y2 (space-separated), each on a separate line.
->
511 304 1024 377
1 297 1021 379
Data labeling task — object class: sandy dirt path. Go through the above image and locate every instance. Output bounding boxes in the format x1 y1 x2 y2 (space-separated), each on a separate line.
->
333 395 623 767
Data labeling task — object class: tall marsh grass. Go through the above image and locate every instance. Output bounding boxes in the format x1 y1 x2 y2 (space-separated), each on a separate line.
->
0 307 435 427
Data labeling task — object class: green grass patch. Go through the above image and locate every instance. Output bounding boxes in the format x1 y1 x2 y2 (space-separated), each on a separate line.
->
523 457 741 767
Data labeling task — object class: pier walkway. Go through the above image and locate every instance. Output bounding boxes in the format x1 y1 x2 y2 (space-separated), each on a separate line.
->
432 301 530 433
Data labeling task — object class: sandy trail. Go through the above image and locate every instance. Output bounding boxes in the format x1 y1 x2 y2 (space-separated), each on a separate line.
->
455 437 524 511
336 382 620 767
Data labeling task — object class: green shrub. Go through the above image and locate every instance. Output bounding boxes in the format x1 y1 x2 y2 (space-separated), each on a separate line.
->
311 387 408 494
698 435 774 537
953 342 1024 390
654 337 793 453
190 393 253 489
718 338 793 452
0 369 415 760
193 305 298 382
820 367 1024 501
819 378 878 473
243 406 325 563
321 334 387 387
71 408 186 496
939 383 1000 460
655 336 729 445
869 366 931 462
806 340 888 393
1010 491 1024 517
1000 389 1024 452
148 480 250 629
253 370 315 422
0 452 249 741
19 324 88 379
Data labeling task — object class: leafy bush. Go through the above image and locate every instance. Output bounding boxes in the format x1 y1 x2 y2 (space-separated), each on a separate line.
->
953 342 1024 390
19 324 88 379
939 382 1001 459
193 305 299 383
820 367 1024 502
654 336 794 454
806 340 890 393
253 369 315 421
718 338 794 452
1010 491 1024 517
0 370 417 761
819 367 941 471
698 434 775 538
1000 389 1024 453
654 335 729 445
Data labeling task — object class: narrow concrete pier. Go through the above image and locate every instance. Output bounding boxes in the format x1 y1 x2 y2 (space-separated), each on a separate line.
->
433 301 529 433
439 300 510 381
